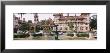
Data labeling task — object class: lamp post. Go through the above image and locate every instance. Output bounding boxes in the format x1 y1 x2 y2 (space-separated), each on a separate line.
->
54 24 59 40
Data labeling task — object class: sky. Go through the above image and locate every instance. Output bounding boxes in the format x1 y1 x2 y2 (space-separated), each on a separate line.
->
14 13 96 23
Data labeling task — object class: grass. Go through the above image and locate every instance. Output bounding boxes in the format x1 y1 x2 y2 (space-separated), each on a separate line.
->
77 33 89 37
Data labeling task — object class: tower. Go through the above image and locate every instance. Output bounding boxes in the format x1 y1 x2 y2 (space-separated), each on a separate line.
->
34 13 39 32
23 18 25 23
34 13 39 24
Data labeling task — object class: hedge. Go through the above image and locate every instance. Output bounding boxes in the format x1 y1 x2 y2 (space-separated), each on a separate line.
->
32 33 43 37
14 34 30 38
77 33 89 37
67 34 74 37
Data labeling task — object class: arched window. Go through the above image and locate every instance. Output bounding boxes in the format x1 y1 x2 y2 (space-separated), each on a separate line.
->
80 26 83 30
86 27 88 30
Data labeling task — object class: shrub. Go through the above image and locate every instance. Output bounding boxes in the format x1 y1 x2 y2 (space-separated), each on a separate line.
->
32 33 43 37
77 33 89 37
73 37 87 40
14 34 30 38
67 34 74 37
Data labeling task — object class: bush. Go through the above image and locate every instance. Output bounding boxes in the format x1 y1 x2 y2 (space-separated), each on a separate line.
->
77 33 89 37
73 37 87 40
14 34 30 38
67 34 74 37
32 33 43 37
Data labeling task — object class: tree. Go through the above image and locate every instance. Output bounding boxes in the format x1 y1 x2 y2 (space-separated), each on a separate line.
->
18 13 26 19
90 15 97 31
68 22 74 32
41 20 53 33
14 28 18 33
19 22 29 32
35 25 41 32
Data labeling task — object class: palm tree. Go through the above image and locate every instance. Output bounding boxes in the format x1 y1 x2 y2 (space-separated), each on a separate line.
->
18 13 26 19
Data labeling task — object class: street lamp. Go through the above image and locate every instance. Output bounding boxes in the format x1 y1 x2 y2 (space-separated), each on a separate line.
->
53 24 59 40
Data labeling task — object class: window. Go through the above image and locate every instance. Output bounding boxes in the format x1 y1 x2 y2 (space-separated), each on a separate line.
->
85 18 87 21
85 23 88 25
16 22 18 24
86 27 88 30
65 27 68 30
80 26 83 30
78 23 80 25
80 23 83 25
60 27 62 30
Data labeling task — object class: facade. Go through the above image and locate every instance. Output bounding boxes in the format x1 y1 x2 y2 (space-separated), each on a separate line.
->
13 15 19 33
14 13 90 33
13 15 18 28
53 13 90 32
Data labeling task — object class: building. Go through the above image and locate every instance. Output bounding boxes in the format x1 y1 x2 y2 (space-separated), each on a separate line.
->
34 13 39 24
53 13 90 32
13 15 19 33
41 18 54 33
13 15 19 29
